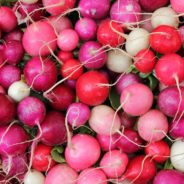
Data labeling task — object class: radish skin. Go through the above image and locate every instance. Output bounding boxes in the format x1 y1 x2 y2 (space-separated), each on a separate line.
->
24 170 45 184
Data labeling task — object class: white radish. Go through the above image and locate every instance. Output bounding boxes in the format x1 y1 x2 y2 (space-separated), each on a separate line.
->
24 170 45 184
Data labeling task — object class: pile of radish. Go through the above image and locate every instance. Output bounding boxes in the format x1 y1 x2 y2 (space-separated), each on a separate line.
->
1 0 184 183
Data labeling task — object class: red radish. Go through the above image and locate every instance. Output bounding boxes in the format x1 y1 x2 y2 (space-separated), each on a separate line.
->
134 49 156 73
57 50 73 64
89 105 121 135
0 94 16 125
171 0 184 13
116 129 143 154
66 102 90 128
65 134 101 171
76 71 109 106
145 140 170 163
57 29 79 52
139 0 169 12
3 29 23 42
137 109 168 142
79 41 107 69
155 54 184 86
150 25 182 54
121 155 156 184
3 40 24 65
61 59 83 80
170 118 184 139
45 164 78 184
120 83 153 116
24 57 57 92
17 96 46 127
110 0 142 26
96 133 119 151
32 144 56 172
0 85 6 94
0 124 29 156
42 0 76 16
24 170 45 184
0 65 21 89
75 18 97 41
2 154 27 177
0 7 17 32
100 150 129 178
22 21 57 56
46 84 75 111
79 0 110 20
97 19 125 47
153 170 184 184
116 73 142 95
64 79 76 89
40 111 67 146
77 168 107 184
118 111 136 128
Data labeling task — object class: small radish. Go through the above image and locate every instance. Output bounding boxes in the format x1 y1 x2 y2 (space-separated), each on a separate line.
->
118 111 136 128
64 79 76 89
100 150 129 178
170 118 184 139
45 164 78 184
137 109 168 142
120 83 153 116
171 0 184 13
89 105 121 135
3 29 23 42
24 170 45 184
76 71 109 106
57 50 73 64
65 134 101 171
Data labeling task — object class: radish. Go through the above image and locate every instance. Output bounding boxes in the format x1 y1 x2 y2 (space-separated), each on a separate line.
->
22 21 57 56
0 124 29 156
8 81 30 102
66 102 90 128
120 83 153 116
118 111 136 128
3 29 23 42
0 65 21 89
110 0 142 27
57 29 79 52
139 0 168 12
57 50 73 64
170 118 184 139
0 94 16 125
89 105 121 135
171 140 184 172
106 49 132 73
171 0 184 13
24 170 45 184
155 54 184 86
40 111 67 146
77 168 107 184
100 149 129 178
145 140 170 163
20 0 39 4
179 25 184 45
76 71 109 106
65 134 101 171
45 164 78 184
151 7 179 28
140 14 153 32
150 25 182 54
0 85 6 94
65 79 76 89
24 57 57 92
0 7 17 32
125 28 150 56
137 109 169 142
79 41 107 69
75 18 97 41
153 170 184 184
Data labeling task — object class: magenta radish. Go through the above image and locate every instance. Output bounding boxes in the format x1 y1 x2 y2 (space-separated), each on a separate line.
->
89 105 121 135
17 96 46 127
118 111 136 128
170 118 184 139
120 83 153 116
100 149 129 178
77 168 107 184
0 7 17 32
115 73 142 95
24 170 45 184
64 79 76 89
0 124 29 156
24 57 57 92
3 29 23 42
79 41 107 69
0 65 21 89
45 164 78 184
171 0 184 13
75 18 97 41
137 109 169 142
0 94 16 125
22 21 57 56
66 102 90 128
40 111 67 146
65 134 101 171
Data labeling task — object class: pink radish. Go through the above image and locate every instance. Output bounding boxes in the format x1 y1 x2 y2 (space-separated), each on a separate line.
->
171 0 184 13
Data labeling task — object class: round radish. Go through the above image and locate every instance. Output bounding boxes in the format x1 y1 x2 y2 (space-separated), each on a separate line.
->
3 29 23 42
170 118 184 139
57 50 73 64
89 105 121 135
65 134 101 171
171 0 184 13
137 109 168 142
24 170 45 184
